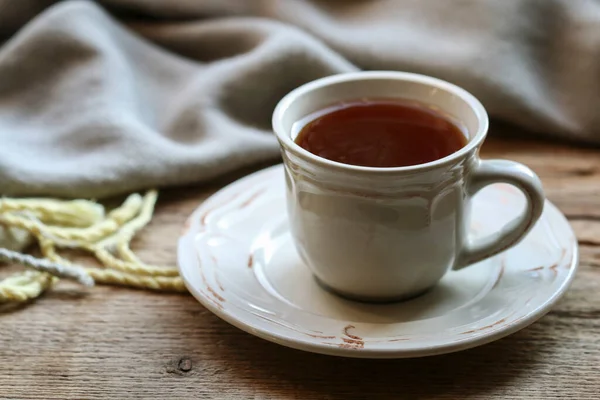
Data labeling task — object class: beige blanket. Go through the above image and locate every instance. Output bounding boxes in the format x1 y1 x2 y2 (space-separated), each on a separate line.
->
1 0 599 198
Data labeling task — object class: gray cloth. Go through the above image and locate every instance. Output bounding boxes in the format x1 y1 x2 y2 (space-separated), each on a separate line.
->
1 0 599 198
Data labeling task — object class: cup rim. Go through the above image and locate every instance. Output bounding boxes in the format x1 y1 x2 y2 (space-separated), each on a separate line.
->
272 71 489 174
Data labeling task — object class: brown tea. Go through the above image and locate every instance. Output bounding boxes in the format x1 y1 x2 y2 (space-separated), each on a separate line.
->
294 99 467 168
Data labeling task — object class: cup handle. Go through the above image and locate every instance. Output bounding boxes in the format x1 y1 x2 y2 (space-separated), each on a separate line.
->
454 159 545 270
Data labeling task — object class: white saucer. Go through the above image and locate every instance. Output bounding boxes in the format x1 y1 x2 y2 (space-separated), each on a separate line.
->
177 165 578 358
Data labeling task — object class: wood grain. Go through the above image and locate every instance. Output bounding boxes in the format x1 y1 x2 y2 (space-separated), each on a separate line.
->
1 136 599 399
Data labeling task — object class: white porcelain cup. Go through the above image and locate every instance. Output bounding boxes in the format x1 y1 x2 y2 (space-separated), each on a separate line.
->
272 71 545 302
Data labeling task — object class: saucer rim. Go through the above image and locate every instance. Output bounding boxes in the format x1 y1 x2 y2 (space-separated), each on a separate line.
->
177 164 579 359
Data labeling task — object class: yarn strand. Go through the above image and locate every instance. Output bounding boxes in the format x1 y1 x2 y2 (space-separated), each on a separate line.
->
0 190 187 303
0 248 92 286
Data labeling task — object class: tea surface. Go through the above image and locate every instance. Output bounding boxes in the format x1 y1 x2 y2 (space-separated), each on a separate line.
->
295 99 467 168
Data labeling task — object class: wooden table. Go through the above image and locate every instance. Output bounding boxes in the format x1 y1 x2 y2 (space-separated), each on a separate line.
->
2 135 599 399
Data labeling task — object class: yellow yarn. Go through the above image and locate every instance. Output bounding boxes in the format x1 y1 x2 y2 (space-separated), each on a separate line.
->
0 198 104 227
0 270 56 302
0 190 187 303
87 269 186 291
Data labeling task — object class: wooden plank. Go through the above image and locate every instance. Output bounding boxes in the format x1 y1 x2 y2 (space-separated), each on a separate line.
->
1 137 599 399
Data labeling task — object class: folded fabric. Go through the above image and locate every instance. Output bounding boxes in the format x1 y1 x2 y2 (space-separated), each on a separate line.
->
1 0 599 198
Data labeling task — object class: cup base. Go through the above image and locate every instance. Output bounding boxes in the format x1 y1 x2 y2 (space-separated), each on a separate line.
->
314 275 434 304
